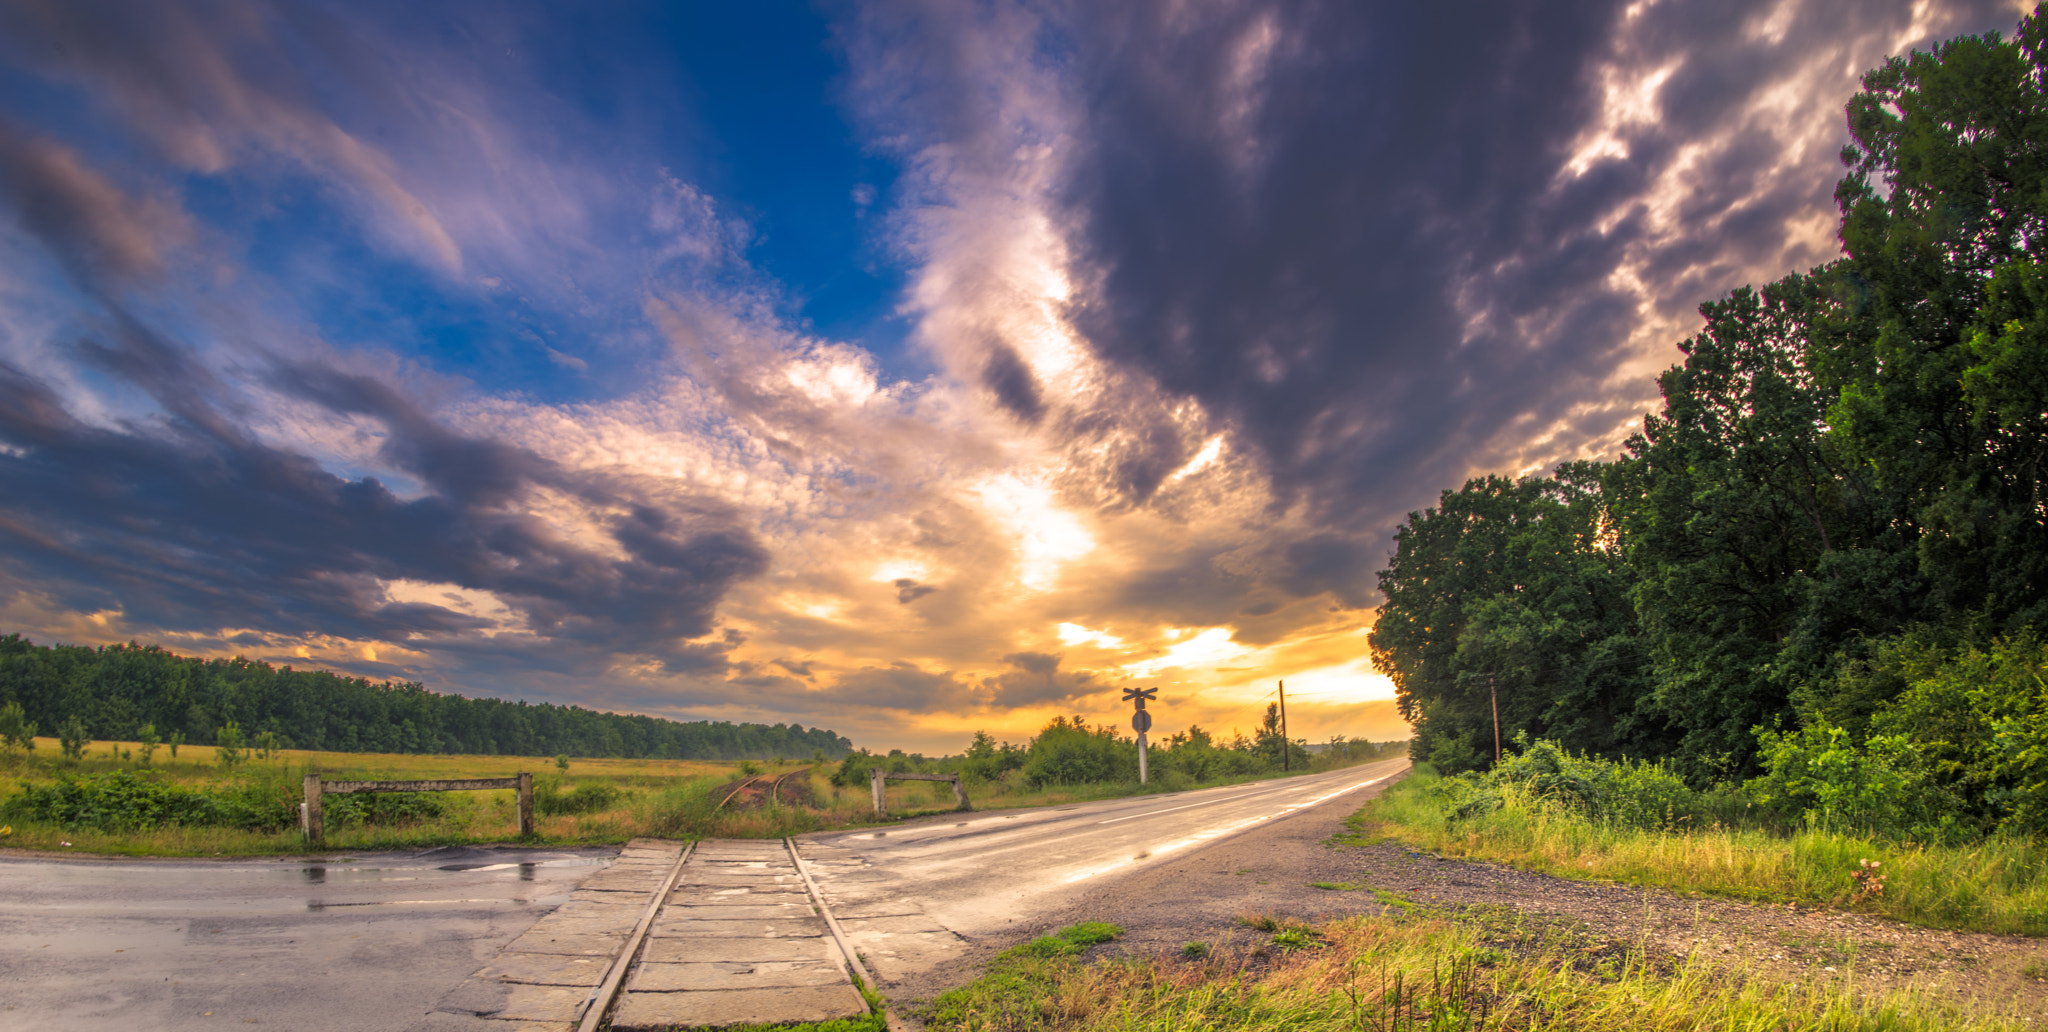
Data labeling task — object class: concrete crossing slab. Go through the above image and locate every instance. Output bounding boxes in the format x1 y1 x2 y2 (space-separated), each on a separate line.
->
612 837 869 1029
638 936 843 964
626 960 850 991
503 930 628 956
472 953 609 986
439 837 875 1031
611 984 866 1030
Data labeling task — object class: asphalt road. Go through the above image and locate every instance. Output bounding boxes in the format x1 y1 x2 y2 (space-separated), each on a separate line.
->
0 844 612 1032
797 757 1409 983
0 761 1407 1030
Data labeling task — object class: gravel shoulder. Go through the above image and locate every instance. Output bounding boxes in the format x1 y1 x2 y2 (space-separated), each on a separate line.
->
874 783 2048 1022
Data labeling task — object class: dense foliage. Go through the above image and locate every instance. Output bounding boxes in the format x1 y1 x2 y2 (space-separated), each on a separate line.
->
1372 14 2048 836
2 769 297 832
0 634 851 761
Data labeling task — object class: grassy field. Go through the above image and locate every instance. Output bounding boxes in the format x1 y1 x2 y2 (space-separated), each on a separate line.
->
0 737 1385 856
1351 765 2048 938
918 917 2032 1032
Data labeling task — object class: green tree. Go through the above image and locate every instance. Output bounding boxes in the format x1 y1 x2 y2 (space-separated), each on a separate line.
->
215 721 244 769
137 723 160 767
1372 465 1657 773
167 729 182 759
57 714 88 761
1826 16 2048 633
0 700 36 754
1608 275 1910 778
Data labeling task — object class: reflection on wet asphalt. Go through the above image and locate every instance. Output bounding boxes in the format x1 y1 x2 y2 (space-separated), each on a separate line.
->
0 844 616 1032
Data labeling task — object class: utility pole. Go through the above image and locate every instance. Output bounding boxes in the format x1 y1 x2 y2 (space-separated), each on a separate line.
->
1490 674 1501 764
1279 680 1290 771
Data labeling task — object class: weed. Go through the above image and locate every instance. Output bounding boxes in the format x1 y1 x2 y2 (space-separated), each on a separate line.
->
1269 928 1323 952
1850 858 1887 904
1180 942 1209 959
1012 922 1123 959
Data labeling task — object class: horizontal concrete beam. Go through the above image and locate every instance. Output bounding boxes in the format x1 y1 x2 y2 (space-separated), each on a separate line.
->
322 777 522 793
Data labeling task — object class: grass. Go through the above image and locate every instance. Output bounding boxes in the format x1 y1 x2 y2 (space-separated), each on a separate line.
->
1350 765 2048 937
0 737 1396 856
918 916 2032 1032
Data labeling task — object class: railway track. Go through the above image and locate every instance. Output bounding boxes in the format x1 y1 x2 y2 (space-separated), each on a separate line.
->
711 766 815 813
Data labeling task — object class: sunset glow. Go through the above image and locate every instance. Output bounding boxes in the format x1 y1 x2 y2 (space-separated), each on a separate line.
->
0 0 2017 753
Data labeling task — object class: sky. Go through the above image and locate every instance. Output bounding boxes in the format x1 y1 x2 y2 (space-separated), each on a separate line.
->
0 0 2030 754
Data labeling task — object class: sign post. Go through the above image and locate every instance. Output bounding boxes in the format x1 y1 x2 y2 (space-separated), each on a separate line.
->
1123 686 1159 785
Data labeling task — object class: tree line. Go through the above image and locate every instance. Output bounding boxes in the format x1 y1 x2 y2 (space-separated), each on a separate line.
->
832 705 1402 791
0 634 852 761
1370 17 2048 838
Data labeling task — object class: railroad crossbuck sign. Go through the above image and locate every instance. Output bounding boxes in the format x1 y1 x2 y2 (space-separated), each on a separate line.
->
1123 686 1159 783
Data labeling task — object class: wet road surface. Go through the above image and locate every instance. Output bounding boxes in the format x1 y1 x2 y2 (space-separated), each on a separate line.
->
0 845 611 1032
798 758 1408 985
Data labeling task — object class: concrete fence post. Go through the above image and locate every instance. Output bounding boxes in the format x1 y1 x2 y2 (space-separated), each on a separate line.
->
517 772 535 837
303 773 323 847
870 766 886 815
949 773 969 811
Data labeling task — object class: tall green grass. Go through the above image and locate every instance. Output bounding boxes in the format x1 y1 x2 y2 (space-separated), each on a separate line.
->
1356 765 2048 936
920 916 2028 1032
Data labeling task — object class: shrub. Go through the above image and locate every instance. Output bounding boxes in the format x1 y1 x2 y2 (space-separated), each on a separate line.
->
1021 716 1132 787
831 749 878 788
58 715 88 761
0 701 34 754
215 721 244 769
2 770 295 832
537 781 622 816
1428 736 1725 832
1748 633 2048 841
323 790 447 827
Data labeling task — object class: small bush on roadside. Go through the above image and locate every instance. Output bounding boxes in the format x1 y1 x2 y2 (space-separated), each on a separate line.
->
1430 735 1727 833
1022 716 1132 787
323 790 447 827
1 769 295 832
536 781 622 816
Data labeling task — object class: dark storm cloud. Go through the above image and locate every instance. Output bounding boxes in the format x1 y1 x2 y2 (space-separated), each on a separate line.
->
982 650 1097 708
0 317 769 668
893 578 937 603
1049 0 1641 522
980 342 1047 423
1033 0 2017 593
836 661 968 710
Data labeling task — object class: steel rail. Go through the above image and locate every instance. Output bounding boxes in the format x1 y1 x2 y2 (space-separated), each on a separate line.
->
769 766 814 807
713 772 769 813
573 841 694 1032
783 836 875 1014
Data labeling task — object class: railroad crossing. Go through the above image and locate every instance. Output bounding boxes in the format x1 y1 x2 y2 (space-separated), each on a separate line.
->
436 837 888 1030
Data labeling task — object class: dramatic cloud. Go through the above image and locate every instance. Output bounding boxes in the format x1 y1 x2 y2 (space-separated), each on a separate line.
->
0 0 2028 751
